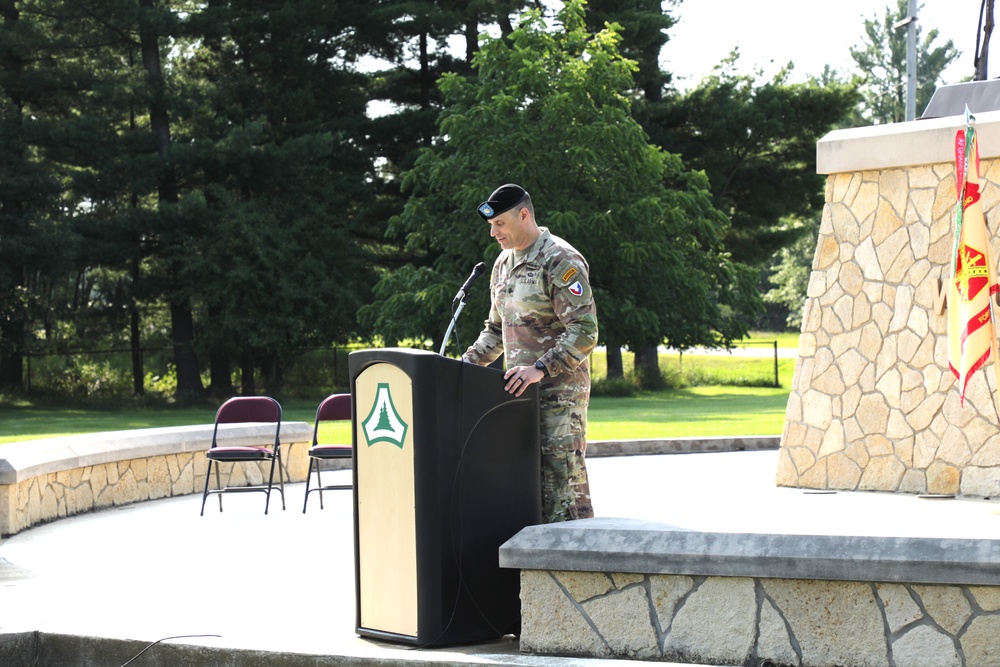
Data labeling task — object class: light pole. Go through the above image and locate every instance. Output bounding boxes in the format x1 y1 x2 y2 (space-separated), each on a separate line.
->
975 0 995 81
907 0 917 121
893 0 918 121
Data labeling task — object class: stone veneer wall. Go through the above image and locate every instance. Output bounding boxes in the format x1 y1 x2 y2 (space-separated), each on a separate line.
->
0 424 316 535
3 447 309 535
520 569 1000 667
778 110 1000 496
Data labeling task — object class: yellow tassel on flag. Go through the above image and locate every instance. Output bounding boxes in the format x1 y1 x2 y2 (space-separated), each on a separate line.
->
948 114 1000 407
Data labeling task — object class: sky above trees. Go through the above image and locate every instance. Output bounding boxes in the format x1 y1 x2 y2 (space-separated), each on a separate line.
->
662 0 980 89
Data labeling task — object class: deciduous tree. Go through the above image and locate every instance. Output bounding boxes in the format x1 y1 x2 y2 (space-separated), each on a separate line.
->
361 0 760 386
850 0 960 124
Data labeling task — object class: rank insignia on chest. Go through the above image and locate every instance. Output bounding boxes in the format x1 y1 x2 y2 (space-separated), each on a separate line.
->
568 281 583 296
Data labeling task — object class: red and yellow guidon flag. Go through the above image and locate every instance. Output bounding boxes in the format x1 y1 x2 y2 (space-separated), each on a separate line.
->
948 122 999 405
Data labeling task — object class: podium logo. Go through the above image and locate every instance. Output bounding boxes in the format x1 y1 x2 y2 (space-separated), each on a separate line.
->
361 383 409 449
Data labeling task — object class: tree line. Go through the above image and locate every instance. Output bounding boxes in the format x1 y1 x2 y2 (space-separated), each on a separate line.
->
0 0 958 399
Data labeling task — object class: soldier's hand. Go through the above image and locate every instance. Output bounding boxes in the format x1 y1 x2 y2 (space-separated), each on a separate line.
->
503 365 544 396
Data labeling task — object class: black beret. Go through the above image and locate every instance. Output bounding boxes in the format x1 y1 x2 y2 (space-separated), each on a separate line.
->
477 183 528 221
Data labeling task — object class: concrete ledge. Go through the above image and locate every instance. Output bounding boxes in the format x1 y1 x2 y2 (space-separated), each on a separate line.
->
0 632 528 667
0 423 312 484
0 432 765 537
0 422 315 536
588 435 778 457
499 517 1000 586
816 108 1000 174
0 631 346 667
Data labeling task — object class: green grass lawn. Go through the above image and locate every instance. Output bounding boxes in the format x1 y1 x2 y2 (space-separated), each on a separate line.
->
588 386 790 440
0 332 798 445
0 398 329 445
588 335 796 439
0 386 792 446
744 330 799 348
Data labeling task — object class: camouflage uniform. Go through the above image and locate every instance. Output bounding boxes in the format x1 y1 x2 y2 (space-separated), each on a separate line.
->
463 228 598 523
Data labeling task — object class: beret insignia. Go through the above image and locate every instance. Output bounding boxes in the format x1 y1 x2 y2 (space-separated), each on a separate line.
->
477 183 528 221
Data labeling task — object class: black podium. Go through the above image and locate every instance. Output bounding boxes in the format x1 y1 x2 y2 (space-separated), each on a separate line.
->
348 347 541 647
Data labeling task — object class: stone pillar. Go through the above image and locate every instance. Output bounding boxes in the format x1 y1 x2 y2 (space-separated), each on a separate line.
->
778 110 1000 497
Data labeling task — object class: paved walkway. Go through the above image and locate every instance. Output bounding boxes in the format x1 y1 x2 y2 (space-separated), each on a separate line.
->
2 450 999 665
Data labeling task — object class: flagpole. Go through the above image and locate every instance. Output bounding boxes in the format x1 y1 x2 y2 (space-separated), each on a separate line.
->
986 179 1000 418
989 300 1000 418
948 105 1000 413
964 105 1000 416
973 107 1000 416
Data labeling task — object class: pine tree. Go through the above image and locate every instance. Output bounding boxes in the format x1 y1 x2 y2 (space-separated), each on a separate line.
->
0 0 82 390
176 0 377 394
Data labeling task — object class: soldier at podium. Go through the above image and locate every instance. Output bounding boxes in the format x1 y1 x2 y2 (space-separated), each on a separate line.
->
462 183 599 523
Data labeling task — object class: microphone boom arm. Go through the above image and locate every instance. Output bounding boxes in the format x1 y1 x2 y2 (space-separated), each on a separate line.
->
440 262 486 356
439 300 468 356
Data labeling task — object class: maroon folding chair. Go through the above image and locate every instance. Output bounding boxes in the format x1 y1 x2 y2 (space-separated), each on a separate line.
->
200 396 286 515
302 393 353 512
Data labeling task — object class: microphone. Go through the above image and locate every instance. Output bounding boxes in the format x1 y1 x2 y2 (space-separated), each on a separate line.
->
453 262 486 303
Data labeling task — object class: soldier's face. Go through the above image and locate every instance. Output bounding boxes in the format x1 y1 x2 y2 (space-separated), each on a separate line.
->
488 208 531 250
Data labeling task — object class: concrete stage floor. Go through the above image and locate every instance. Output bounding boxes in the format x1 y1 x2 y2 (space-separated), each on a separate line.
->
1 449 998 666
